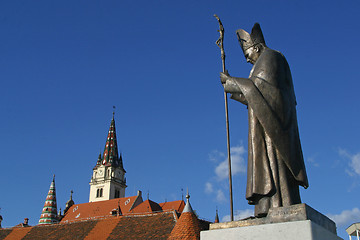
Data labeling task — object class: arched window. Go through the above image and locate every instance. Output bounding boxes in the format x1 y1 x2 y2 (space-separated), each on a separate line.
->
96 188 103 198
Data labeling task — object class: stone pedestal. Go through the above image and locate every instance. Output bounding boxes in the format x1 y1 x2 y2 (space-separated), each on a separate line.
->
201 204 343 240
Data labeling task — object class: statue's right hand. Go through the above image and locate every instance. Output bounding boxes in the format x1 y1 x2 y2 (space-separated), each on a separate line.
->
220 71 230 84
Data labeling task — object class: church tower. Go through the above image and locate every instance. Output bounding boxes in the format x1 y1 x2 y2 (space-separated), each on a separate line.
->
89 113 127 202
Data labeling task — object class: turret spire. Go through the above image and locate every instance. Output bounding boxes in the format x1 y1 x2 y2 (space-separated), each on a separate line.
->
168 188 201 239
215 208 219 223
182 188 193 213
96 152 102 166
38 175 58 225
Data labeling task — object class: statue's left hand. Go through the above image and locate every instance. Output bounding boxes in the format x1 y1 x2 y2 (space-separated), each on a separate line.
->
220 70 230 84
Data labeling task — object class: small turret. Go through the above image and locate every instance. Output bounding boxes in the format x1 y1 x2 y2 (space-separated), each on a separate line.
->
64 190 75 214
168 189 201 239
38 175 58 225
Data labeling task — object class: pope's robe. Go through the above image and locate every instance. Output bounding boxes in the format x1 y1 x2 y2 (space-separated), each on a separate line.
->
229 48 308 217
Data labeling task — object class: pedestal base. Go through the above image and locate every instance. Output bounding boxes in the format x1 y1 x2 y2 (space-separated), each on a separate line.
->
201 204 343 240
200 220 343 240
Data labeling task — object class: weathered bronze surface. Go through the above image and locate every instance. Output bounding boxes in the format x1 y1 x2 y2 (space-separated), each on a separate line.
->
220 23 308 218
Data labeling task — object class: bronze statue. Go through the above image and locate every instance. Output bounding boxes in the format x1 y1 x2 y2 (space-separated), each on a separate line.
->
220 23 309 217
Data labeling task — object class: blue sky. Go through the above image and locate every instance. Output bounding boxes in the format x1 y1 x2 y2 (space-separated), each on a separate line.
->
0 1 359 239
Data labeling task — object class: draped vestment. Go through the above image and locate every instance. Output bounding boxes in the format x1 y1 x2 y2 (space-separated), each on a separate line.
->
230 48 308 217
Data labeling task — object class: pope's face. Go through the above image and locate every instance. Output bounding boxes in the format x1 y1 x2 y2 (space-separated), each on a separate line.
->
243 46 261 64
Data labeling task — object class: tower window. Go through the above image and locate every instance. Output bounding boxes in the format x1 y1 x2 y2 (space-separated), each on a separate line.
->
96 188 103 198
115 189 120 198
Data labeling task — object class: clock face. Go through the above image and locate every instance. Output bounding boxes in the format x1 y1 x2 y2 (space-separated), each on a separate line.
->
98 169 104 176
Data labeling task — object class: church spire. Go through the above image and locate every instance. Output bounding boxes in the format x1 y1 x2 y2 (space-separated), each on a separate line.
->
89 111 127 202
38 175 58 225
168 189 201 240
100 113 124 170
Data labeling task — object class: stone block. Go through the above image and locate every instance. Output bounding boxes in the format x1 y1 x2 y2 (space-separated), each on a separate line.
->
201 220 343 240
209 204 337 234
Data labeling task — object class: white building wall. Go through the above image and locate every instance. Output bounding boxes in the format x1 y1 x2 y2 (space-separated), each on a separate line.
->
89 165 126 202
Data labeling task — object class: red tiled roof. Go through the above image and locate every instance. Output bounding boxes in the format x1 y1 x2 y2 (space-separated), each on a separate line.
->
0 211 178 240
60 196 185 224
0 229 12 240
0 197 209 240
159 200 185 213
130 199 162 214
60 196 140 223
23 220 97 240
84 217 120 240
168 212 201 240
108 211 177 240
2 227 31 240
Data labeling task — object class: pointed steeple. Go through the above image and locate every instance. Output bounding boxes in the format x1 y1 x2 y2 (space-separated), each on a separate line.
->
214 208 219 223
89 111 127 202
100 114 125 171
38 175 58 225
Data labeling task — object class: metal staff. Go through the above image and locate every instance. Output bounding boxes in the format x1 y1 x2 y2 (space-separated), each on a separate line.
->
214 14 234 222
